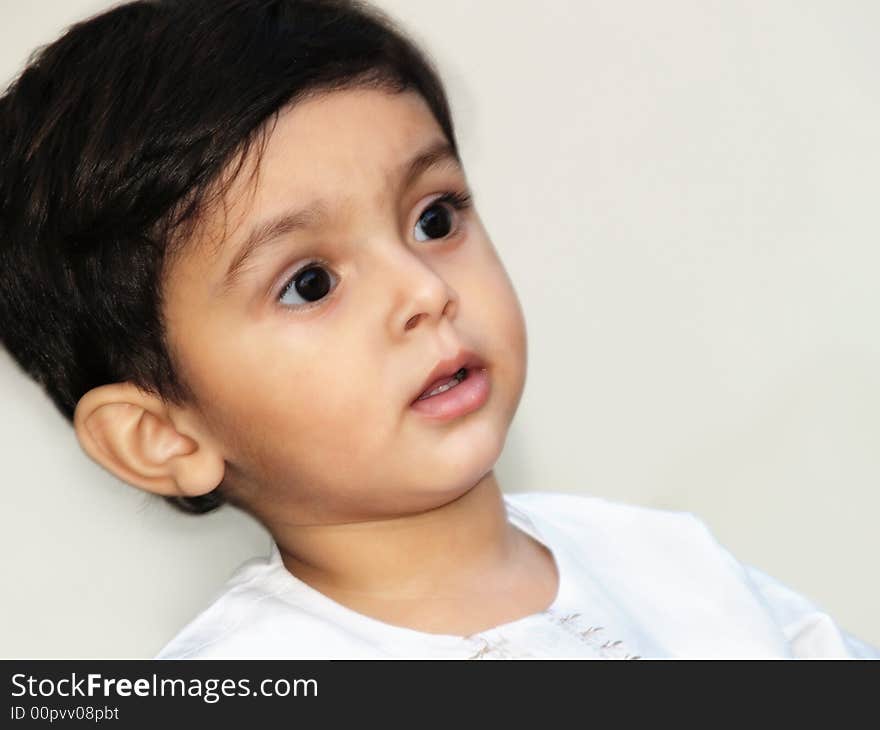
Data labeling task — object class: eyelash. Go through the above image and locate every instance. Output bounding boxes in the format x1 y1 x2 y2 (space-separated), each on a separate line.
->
275 190 474 309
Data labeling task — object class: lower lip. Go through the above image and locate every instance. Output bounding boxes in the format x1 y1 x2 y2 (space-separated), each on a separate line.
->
409 367 491 421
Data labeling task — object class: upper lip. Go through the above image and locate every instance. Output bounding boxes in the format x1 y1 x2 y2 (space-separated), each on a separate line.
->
411 348 486 404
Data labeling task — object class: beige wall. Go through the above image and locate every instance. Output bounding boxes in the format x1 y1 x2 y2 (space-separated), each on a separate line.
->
1 0 877 656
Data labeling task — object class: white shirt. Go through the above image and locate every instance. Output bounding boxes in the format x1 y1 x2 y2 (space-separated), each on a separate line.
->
155 491 878 659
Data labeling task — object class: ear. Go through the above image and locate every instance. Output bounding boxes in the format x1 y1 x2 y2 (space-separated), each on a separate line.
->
73 382 225 498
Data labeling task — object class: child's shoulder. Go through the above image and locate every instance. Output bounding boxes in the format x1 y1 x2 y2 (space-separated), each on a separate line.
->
504 490 743 598
154 551 376 659
506 490 879 658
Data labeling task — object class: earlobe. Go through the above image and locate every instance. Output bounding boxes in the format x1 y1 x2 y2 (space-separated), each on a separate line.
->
73 382 225 498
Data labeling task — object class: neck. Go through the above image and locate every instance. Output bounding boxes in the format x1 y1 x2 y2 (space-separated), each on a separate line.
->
266 471 519 600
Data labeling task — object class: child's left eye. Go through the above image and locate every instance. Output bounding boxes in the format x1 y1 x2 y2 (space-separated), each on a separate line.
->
413 191 472 242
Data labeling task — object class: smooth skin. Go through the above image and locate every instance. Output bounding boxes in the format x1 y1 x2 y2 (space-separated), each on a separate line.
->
73 87 558 636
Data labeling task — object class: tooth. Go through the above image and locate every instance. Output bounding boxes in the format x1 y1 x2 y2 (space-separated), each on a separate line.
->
417 368 469 401
419 377 462 400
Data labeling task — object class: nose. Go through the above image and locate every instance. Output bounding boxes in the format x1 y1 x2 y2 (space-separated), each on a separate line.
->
382 244 458 336
404 298 455 332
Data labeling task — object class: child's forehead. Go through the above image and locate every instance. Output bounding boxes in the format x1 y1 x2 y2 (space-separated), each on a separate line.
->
233 90 446 197
180 88 463 263
265 88 445 173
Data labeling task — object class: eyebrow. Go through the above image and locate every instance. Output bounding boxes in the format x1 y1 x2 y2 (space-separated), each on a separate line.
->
218 138 462 295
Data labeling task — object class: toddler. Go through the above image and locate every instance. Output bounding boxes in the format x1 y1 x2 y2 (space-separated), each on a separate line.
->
0 0 875 659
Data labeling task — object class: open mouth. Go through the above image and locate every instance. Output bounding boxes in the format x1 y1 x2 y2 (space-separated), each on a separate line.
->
416 367 469 401
410 347 487 406
410 365 490 419
409 351 491 420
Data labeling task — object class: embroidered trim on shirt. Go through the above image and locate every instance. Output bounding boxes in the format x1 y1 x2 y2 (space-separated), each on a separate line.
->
465 609 640 660
467 634 537 659
549 610 641 660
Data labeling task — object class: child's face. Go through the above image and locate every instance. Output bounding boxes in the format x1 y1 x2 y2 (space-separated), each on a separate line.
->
162 88 527 524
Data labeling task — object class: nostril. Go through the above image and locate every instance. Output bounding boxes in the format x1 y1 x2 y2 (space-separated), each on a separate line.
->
405 314 422 330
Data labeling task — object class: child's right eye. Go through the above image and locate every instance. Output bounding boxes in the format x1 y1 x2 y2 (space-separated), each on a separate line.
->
277 259 337 310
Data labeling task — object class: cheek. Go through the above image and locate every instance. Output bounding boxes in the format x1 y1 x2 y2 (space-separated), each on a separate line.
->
233 342 392 470
464 246 528 358
464 247 529 417
213 366 392 498
179 311 375 455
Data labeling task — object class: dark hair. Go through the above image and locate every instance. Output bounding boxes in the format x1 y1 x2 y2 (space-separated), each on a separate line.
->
0 0 458 515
